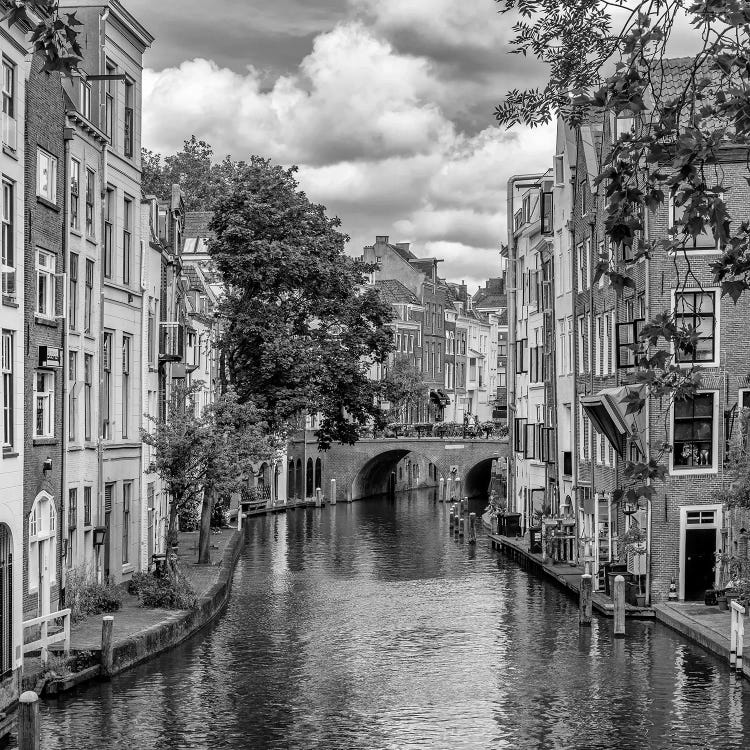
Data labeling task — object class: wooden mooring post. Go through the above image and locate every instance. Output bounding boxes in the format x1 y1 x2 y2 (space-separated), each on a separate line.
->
731 599 745 677
18 691 39 750
439 477 445 502
329 478 336 505
102 615 114 678
315 488 322 508
613 575 625 637
468 512 477 544
579 573 592 626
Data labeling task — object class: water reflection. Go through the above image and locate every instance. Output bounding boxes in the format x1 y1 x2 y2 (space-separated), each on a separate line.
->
27 489 750 749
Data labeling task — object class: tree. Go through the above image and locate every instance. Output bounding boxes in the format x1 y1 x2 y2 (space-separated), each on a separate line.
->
196 389 275 564
495 0 750 502
209 156 394 449
142 383 273 569
141 137 244 210
3 2 83 74
382 355 427 422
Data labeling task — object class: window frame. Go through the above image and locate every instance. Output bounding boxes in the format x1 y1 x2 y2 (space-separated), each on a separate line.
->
1 329 12 449
36 149 57 204
670 390 719 475
34 370 55 438
35 248 56 319
673 289 719 368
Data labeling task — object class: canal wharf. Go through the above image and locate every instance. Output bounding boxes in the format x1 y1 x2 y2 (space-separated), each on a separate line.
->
489 533 654 619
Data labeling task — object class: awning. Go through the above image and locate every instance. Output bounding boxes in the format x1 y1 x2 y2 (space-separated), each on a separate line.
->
580 385 646 458
430 389 451 407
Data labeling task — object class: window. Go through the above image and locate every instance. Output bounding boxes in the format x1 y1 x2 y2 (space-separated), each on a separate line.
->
104 188 114 279
577 316 586 373
554 154 565 186
1 330 11 448
670 194 717 250
147 302 155 366
529 345 544 383
1 180 13 299
102 332 112 439
524 423 537 459
673 392 715 470
68 350 77 441
577 242 586 293
84 259 94 333
124 79 134 157
70 159 80 229
37 149 57 203
595 316 602 376
515 339 527 374
105 61 115 139
122 196 132 284
68 488 77 530
84 353 92 442
68 252 78 328
79 78 91 119
2 58 16 150
675 291 716 364
566 317 573 375
84 486 91 526
514 417 527 453
36 249 55 318
85 169 95 237
498 372 506 387
34 371 54 438
541 191 553 234
122 335 130 438
122 481 131 564
617 315 645 369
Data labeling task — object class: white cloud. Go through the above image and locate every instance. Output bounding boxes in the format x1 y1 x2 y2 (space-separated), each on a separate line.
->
143 17 555 288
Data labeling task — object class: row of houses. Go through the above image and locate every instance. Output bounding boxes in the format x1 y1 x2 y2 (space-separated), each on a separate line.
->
0 0 225 714
505 58 750 603
363 235 508 426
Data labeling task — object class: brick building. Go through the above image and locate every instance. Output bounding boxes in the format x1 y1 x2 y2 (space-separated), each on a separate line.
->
23 51 66 625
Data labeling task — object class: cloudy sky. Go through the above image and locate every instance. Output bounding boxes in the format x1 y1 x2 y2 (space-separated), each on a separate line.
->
133 0 555 291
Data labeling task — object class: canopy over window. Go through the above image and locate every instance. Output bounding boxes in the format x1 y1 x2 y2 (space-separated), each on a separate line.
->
580 385 646 457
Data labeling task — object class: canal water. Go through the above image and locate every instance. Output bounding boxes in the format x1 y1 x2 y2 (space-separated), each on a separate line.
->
29 489 750 749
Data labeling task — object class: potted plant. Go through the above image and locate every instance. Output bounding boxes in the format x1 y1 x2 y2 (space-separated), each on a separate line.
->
618 522 647 605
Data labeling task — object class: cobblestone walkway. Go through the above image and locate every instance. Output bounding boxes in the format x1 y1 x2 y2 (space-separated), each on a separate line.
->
69 529 237 652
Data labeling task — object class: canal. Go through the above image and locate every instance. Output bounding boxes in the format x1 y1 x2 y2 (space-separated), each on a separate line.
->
30 489 750 749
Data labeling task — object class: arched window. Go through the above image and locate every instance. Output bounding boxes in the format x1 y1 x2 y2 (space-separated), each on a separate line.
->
314 458 322 491
0 523 12 674
287 460 294 498
306 458 314 497
29 492 57 596
295 459 303 499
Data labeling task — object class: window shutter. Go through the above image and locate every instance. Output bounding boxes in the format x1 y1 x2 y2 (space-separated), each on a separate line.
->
104 484 113 513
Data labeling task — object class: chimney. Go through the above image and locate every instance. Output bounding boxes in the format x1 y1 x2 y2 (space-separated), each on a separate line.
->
395 242 410 253
375 235 389 244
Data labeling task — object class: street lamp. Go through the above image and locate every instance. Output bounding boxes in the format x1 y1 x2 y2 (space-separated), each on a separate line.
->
93 526 107 584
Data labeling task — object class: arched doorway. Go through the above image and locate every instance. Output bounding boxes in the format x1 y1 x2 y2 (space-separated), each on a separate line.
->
0 524 12 675
287 460 294 499
306 458 314 497
314 458 322 492
295 459 303 499
29 492 56 616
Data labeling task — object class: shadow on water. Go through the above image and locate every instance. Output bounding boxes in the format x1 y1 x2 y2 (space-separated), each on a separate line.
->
23 488 750 750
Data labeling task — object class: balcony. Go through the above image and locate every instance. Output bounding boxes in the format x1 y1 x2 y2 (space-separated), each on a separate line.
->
159 322 184 363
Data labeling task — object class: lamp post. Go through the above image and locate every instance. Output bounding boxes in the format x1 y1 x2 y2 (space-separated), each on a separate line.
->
93 526 107 583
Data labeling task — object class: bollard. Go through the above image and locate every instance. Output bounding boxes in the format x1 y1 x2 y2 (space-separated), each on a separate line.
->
579 574 593 626
459 518 465 536
613 575 626 637
315 487 322 508
468 512 477 544
18 691 39 750
439 477 445 502
449 510 454 530
454 515 460 535
330 478 337 505
101 615 114 678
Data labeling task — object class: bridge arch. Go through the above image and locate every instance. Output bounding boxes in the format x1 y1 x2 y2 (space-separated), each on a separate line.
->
351 449 451 499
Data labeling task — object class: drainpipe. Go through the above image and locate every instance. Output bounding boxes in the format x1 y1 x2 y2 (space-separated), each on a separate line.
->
506 174 543 517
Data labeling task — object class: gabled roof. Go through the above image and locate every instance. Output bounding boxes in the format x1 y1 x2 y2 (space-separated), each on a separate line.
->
373 279 420 305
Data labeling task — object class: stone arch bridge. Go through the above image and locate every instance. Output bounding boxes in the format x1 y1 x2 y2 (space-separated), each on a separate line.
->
288 437 510 502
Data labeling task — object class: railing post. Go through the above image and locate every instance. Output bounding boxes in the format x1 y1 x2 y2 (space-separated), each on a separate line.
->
64 611 71 656
18 691 40 750
40 619 48 666
101 615 114 678
731 604 737 669
731 600 745 677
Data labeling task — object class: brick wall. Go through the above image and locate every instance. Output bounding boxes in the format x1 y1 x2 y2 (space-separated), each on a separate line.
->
23 53 66 617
